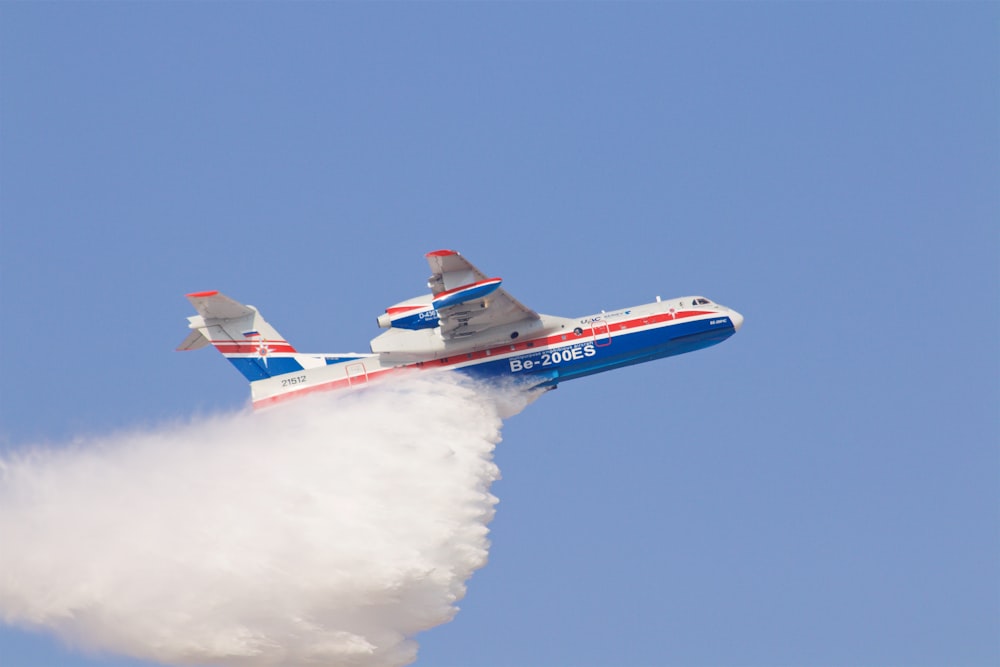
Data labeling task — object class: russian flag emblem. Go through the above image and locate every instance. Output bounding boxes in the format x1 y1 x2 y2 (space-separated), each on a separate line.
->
242 330 260 338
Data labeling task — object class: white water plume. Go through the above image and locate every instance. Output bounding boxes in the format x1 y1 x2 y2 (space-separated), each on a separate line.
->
0 374 530 666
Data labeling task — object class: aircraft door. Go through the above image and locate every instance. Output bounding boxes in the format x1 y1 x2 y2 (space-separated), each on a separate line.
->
591 318 612 347
346 362 368 386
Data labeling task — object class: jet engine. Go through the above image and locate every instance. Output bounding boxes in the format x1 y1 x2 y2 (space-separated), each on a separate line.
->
376 295 439 330
376 278 503 332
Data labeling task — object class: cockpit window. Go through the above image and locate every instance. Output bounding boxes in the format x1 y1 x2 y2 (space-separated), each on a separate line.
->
692 298 712 306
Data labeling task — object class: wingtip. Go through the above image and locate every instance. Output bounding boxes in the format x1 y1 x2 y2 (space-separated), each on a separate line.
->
186 290 219 298
425 249 458 258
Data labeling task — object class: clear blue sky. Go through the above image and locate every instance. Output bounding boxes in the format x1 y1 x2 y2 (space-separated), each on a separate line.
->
1 2 997 666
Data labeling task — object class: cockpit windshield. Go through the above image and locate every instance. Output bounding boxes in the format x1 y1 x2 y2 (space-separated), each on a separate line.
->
692 297 713 306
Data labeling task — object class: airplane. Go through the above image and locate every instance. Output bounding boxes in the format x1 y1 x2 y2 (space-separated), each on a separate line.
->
178 249 744 408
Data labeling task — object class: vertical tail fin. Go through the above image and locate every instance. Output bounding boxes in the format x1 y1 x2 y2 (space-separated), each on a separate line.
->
177 291 305 381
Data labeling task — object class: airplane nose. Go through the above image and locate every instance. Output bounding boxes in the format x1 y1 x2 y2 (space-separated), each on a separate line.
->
729 310 744 331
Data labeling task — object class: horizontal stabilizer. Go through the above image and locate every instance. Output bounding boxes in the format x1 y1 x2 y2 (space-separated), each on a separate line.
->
176 329 210 351
186 291 255 320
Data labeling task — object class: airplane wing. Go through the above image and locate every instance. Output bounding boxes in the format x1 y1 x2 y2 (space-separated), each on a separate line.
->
425 249 539 338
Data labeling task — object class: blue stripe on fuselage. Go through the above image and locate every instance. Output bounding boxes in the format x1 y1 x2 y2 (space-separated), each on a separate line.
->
456 315 738 387
227 357 304 381
229 355 365 381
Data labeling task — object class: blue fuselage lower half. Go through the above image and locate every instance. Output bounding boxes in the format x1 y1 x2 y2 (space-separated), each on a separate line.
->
449 312 739 388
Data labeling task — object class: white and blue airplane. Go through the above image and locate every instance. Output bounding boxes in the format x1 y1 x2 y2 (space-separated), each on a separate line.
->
178 250 744 408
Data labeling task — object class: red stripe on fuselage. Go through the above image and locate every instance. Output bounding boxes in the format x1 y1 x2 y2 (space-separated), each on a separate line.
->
252 365 405 408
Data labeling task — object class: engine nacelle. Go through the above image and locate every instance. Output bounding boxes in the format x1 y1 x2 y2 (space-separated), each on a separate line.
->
377 295 440 330
377 278 503 331
431 277 502 310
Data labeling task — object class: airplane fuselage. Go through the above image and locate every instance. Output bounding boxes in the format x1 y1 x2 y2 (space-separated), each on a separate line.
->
249 295 743 408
